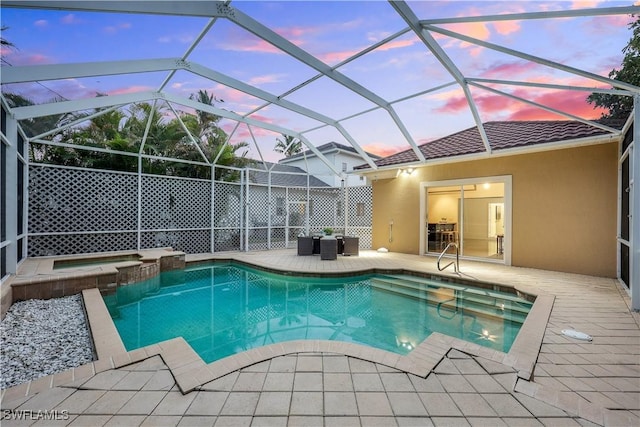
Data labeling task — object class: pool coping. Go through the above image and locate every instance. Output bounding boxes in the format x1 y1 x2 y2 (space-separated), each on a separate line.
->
2 254 633 426
78 260 554 394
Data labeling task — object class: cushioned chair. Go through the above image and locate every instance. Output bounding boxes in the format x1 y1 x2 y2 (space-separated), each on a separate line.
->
297 236 314 256
320 237 338 260
343 236 359 256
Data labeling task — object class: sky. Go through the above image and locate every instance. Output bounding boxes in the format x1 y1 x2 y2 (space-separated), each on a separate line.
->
1 0 638 163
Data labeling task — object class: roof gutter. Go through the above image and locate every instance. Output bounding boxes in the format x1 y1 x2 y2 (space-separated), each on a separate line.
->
354 132 622 176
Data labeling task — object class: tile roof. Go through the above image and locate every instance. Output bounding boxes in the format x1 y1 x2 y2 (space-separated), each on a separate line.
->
354 120 623 170
248 162 330 187
284 141 381 162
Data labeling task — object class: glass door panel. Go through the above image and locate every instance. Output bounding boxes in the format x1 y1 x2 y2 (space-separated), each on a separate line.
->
425 186 460 254
461 183 504 260
425 181 505 261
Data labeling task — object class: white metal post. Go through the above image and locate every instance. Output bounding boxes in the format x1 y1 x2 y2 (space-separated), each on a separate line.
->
4 114 18 275
267 170 272 249
211 165 215 253
631 95 640 311
21 130 29 263
244 170 250 252
343 178 349 236
0 113 18 274
136 155 142 250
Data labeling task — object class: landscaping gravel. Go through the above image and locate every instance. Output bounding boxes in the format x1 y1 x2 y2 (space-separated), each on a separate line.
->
1 295 94 389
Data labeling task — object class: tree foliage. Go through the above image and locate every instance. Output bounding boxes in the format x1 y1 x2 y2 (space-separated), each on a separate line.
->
587 15 640 119
274 134 302 157
7 90 251 181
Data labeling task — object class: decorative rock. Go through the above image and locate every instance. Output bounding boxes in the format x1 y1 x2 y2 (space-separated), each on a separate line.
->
0 295 94 389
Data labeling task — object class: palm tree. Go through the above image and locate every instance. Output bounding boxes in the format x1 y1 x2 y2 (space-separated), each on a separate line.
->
1 26 15 65
274 134 302 157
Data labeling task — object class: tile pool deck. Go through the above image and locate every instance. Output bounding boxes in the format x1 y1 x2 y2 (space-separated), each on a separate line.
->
1 249 639 426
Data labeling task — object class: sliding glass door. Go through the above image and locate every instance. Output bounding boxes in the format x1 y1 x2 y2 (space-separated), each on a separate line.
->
422 177 510 263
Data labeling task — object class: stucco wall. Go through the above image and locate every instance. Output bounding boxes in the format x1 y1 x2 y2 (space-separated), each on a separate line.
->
371 142 618 277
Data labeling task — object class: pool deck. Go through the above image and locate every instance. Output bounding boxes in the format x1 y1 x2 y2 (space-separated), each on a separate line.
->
1 249 639 426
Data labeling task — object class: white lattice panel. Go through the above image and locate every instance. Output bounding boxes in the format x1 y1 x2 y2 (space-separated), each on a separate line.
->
28 232 137 257
27 163 372 256
213 182 242 228
248 185 270 226
308 188 342 231
141 230 211 253
142 176 211 229
347 186 373 227
29 165 137 233
213 228 241 252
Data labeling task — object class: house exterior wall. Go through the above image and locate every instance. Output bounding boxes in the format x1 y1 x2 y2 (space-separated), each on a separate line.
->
370 142 618 277
281 151 370 187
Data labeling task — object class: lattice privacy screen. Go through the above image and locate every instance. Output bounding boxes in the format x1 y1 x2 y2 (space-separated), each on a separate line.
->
28 164 373 256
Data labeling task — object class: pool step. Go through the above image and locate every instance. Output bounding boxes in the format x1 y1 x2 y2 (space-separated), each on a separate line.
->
375 275 532 314
386 274 533 306
369 276 529 324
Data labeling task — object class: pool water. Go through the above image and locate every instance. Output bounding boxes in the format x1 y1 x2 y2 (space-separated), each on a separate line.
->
103 263 532 363
54 254 141 270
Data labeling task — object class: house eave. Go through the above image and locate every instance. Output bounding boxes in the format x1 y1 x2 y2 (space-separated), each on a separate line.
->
353 133 622 177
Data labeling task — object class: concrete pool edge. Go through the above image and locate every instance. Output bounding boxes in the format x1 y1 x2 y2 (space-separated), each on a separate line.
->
3 253 553 397
77 282 552 395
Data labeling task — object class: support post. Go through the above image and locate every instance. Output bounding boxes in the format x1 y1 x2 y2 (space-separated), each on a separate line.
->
4 114 18 276
631 95 640 311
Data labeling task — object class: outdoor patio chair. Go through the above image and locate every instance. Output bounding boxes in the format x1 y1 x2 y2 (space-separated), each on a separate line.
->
320 237 338 260
343 236 359 256
297 236 314 256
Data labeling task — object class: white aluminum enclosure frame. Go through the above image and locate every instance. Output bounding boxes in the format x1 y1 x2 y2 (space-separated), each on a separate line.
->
1 1 639 308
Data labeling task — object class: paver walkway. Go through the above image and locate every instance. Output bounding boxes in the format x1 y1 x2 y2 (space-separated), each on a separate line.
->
1 250 639 426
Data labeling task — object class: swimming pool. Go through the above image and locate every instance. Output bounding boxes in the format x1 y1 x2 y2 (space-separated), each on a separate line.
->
103 262 532 363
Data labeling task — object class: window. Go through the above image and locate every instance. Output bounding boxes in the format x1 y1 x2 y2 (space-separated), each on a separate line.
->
356 202 365 217
342 162 348 172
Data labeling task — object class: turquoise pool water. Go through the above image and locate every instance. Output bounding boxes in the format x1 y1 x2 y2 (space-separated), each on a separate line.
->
103 263 532 363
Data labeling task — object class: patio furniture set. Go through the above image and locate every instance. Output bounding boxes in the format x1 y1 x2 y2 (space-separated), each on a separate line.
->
297 235 359 260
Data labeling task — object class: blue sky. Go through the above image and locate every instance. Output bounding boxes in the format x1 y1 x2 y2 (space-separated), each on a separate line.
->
1 1 637 162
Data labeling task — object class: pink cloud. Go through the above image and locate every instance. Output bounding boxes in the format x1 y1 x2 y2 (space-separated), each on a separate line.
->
217 36 282 55
434 95 470 114
103 22 132 35
361 142 403 158
492 20 520 36
60 14 81 25
248 74 285 86
318 37 418 65
376 38 418 52
570 1 601 8
107 85 154 96
435 87 609 121
3 52 52 66
446 21 491 41
318 49 361 64
507 90 608 120
588 14 634 36
480 60 538 79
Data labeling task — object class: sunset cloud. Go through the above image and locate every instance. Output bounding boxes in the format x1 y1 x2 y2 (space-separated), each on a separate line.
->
60 14 81 25
361 142 404 157
434 87 609 121
248 74 286 86
3 52 52 66
216 33 282 55
108 85 154 96
492 20 521 36
480 60 538 79
103 22 132 35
